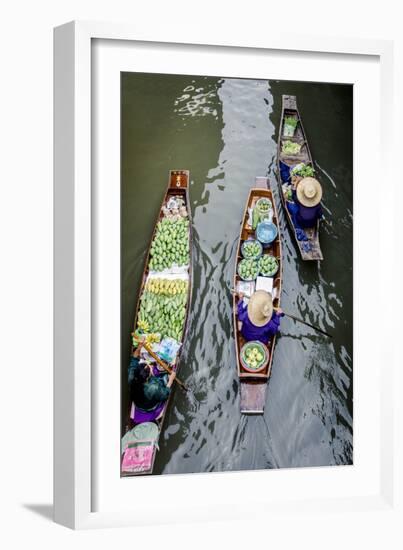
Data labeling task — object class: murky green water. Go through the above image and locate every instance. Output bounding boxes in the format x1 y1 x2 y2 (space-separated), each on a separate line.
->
121 73 353 473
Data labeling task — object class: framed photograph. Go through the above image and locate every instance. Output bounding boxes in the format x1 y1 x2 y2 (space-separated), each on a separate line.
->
54 21 396 529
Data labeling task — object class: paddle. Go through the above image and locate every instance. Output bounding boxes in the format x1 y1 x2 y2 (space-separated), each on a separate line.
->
141 342 190 392
275 309 332 338
230 288 332 338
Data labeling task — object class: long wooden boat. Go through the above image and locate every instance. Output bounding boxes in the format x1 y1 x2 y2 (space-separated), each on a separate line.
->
233 177 282 414
122 170 192 476
276 95 323 261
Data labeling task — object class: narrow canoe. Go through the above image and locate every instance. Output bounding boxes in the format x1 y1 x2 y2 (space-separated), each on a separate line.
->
122 169 193 476
233 177 283 414
276 94 323 261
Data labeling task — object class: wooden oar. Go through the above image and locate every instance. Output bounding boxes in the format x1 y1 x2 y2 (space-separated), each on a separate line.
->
142 342 190 392
277 310 332 338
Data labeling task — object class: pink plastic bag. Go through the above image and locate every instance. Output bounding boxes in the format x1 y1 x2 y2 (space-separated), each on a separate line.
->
121 441 155 473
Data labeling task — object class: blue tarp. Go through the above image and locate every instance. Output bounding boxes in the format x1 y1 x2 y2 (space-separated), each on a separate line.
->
279 160 292 183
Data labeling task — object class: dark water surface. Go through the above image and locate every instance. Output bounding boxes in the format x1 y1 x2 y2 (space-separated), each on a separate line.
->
121 74 353 473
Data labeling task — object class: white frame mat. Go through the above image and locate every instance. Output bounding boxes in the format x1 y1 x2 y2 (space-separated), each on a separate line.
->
54 21 396 529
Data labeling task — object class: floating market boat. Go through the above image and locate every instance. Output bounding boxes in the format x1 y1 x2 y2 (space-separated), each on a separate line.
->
277 94 323 261
121 170 192 476
233 177 282 414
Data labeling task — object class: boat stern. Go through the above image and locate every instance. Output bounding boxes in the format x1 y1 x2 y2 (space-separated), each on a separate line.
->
240 380 268 414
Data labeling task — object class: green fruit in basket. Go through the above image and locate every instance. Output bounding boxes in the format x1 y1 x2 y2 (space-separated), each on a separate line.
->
242 239 262 259
238 258 259 280
259 254 278 276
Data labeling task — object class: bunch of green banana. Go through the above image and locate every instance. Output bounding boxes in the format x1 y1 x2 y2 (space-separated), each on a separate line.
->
148 217 190 271
131 329 160 348
137 283 188 342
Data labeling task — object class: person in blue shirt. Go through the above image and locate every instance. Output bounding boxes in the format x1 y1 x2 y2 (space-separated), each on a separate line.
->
288 176 323 231
237 289 284 344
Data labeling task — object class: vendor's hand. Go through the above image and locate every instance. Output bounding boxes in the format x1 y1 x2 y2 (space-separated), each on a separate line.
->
133 340 144 357
137 336 146 348
276 308 283 315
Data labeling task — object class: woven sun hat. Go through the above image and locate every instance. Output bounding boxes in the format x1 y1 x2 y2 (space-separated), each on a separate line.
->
247 290 273 327
296 177 322 207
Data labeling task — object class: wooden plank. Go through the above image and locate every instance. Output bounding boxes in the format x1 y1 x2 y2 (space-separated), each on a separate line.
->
240 381 267 414
254 176 268 189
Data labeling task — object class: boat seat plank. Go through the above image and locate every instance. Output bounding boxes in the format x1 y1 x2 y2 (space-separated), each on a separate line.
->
240 381 267 414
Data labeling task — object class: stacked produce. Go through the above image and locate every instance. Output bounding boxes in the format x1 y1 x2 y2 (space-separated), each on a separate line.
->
283 115 298 137
238 258 259 281
259 255 278 277
145 278 188 295
282 140 302 155
137 278 188 342
132 322 161 347
291 163 315 178
132 320 161 348
148 217 190 272
241 239 262 260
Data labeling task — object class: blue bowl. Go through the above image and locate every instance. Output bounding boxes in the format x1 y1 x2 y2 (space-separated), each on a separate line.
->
255 221 278 246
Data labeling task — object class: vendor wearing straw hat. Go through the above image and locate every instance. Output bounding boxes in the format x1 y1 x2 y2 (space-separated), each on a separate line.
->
237 290 284 344
288 176 323 230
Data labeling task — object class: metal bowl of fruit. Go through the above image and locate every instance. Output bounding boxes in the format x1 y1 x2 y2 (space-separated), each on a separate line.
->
237 258 260 281
259 254 279 277
241 238 263 260
240 341 269 373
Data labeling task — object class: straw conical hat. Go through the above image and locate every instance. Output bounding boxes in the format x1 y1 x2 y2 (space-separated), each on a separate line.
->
296 177 322 207
247 290 273 327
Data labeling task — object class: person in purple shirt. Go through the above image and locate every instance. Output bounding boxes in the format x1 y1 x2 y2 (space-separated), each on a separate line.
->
288 176 323 230
237 289 284 344
128 340 176 423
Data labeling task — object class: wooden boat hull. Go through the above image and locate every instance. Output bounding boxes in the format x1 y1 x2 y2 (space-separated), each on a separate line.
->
276 95 323 261
122 170 192 476
234 177 282 414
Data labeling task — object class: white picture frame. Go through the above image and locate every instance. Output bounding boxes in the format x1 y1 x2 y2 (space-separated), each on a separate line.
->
54 21 397 530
